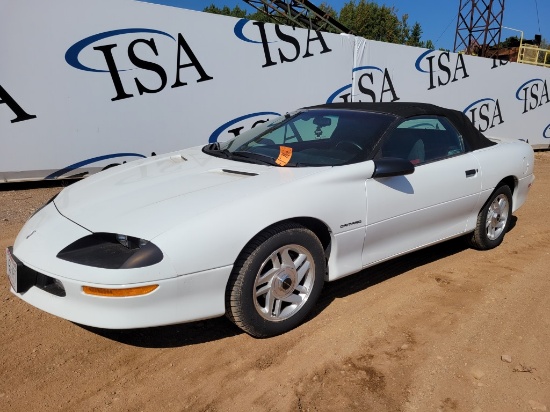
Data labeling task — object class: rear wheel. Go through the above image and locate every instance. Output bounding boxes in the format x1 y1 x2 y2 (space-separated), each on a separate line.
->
226 223 325 338
468 185 512 250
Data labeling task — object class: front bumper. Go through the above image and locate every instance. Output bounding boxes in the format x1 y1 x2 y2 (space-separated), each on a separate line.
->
8 256 232 329
8 202 233 329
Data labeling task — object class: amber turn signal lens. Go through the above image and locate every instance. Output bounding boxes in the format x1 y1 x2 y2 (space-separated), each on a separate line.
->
82 285 158 297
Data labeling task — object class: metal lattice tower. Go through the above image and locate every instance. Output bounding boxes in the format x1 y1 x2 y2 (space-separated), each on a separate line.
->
242 0 352 34
454 0 505 56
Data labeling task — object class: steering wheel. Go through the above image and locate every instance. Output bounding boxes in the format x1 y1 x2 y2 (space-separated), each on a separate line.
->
410 122 437 129
335 140 363 152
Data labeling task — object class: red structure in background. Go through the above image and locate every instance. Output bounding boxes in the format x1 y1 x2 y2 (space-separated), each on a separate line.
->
454 0 505 57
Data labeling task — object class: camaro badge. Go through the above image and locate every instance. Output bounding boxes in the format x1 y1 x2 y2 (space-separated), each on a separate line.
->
340 220 362 229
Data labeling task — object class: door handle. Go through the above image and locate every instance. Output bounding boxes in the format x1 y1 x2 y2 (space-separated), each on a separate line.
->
465 169 477 177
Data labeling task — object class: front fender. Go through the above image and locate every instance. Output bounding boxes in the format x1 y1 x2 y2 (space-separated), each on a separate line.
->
156 161 375 277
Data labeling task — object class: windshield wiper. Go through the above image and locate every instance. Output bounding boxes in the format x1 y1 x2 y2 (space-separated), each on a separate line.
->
231 151 276 166
203 144 277 166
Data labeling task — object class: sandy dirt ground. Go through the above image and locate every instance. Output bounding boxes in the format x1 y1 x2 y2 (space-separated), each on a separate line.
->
1 152 549 412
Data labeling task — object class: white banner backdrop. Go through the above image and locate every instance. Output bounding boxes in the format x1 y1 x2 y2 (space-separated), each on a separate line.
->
1 0 548 182
0 0 354 181
346 38 550 147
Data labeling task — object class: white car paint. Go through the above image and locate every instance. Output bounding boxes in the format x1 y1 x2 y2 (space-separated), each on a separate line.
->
7 118 535 331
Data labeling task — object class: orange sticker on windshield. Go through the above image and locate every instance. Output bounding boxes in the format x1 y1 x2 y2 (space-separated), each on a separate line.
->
275 146 293 166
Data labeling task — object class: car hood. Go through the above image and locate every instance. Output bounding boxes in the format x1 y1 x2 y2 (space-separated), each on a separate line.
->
54 147 328 239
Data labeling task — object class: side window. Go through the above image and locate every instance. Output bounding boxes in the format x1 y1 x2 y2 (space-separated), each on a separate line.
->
381 116 465 165
397 118 444 130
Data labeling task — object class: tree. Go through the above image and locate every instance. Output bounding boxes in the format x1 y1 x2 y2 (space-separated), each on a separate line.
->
203 4 247 19
246 10 271 23
425 39 435 50
338 0 434 47
398 14 410 44
407 22 423 47
318 2 338 19
498 36 521 48
202 1 436 48
339 1 400 43
203 3 283 23
538 38 549 65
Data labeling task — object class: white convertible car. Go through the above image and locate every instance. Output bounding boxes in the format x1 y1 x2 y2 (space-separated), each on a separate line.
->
6 103 534 337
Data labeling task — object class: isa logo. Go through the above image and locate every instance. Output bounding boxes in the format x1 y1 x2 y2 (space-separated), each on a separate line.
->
0 84 37 124
516 78 549 114
234 19 332 68
415 50 469 91
463 98 504 132
209 111 281 143
65 28 213 101
326 66 400 103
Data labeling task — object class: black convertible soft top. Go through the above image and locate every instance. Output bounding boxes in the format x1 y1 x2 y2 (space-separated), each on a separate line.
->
308 102 496 151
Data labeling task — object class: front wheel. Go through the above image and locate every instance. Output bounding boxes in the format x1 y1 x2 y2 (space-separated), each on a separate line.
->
226 223 325 338
468 185 512 250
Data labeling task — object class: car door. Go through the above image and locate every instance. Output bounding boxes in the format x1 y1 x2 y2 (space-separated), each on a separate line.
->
362 115 482 266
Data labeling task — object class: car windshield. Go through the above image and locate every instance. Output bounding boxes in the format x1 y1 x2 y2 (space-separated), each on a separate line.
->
203 109 396 167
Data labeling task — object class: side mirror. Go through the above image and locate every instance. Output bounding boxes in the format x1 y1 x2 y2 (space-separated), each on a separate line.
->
372 158 415 178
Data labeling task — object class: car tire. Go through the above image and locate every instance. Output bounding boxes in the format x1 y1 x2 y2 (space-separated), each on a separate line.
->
468 185 512 250
226 223 325 338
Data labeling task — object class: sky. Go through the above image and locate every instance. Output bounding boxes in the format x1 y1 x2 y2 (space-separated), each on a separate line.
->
177 0 549 51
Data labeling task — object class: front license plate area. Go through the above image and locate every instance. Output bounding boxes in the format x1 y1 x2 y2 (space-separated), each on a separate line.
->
6 247 18 291
6 247 36 294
